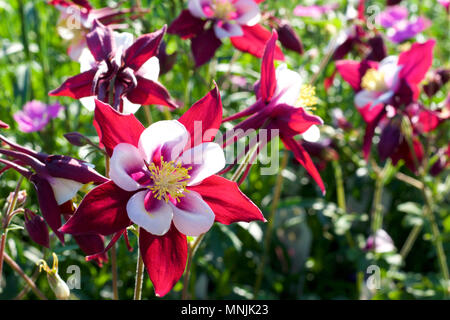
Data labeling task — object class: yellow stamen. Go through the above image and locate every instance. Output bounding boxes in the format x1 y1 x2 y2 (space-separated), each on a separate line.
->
296 84 319 109
147 157 191 203
213 0 235 20
361 68 387 92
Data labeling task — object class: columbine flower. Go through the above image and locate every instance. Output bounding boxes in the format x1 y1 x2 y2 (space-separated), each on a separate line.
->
376 5 430 43
336 40 435 159
49 0 139 61
0 134 108 244
60 88 264 297
168 0 284 67
13 100 63 133
437 0 450 13
293 4 339 19
50 21 177 114
223 31 325 193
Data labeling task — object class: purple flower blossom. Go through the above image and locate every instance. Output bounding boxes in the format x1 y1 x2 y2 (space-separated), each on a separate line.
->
13 101 64 133
377 6 430 43
293 4 339 19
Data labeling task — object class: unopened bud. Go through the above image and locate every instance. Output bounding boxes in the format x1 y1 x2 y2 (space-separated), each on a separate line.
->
277 22 303 55
63 132 92 147
39 253 70 300
24 209 49 248
7 190 27 206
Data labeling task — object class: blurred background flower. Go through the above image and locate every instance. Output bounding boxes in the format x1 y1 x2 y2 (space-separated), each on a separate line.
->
13 100 64 133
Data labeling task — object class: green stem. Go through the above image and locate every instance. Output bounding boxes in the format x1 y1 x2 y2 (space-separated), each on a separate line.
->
111 244 119 300
253 150 289 297
133 245 145 300
0 176 24 286
400 224 423 260
182 234 205 300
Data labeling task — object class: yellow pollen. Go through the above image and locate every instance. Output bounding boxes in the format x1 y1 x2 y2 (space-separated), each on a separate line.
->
213 0 235 20
147 157 191 203
296 84 319 109
361 68 387 92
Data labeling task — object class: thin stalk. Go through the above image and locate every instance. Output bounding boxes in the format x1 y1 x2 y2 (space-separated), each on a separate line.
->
0 176 24 285
14 267 40 300
253 150 289 297
133 230 145 300
182 234 205 300
400 224 423 260
3 252 47 300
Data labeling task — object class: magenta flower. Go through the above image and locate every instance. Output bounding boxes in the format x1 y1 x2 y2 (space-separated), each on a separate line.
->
223 31 325 193
60 89 264 297
364 229 395 253
336 40 435 159
438 0 450 12
50 21 177 114
377 6 430 43
293 4 339 19
13 100 63 133
168 0 284 67
50 0 139 61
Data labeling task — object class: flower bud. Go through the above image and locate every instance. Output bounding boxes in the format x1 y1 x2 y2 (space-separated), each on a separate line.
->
157 41 177 75
39 253 70 300
63 132 92 147
24 209 49 248
7 190 27 206
276 22 303 55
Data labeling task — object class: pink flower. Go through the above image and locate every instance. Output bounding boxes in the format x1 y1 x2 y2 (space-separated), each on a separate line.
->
60 88 264 297
168 0 284 67
13 100 63 133
293 4 339 19
364 229 395 253
336 40 435 159
438 0 450 12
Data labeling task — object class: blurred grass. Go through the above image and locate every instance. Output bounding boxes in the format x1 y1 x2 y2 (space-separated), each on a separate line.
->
0 0 449 300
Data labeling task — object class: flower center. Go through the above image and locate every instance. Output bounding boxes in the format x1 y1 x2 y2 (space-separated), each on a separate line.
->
146 157 191 203
296 84 319 109
211 0 236 20
361 68 387 92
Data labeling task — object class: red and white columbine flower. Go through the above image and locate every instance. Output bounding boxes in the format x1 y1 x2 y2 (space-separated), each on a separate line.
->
61 87 264 297
168 0 284 67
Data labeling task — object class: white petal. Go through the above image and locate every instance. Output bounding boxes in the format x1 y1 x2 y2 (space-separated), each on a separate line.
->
302 125 321 142
354 90 379 109
379 55 401 89
138 120 189 163
180 142 226 186
121 96 141 115
171 191 215 236
127 191 173 236
234 0 261 26
274 64 304 106
213 23 243 39
112 31 134 65
188 0 207 18
136 56 160 81
47 177 83 205
109 143 146 191
79 96 96 111
78 47 96 72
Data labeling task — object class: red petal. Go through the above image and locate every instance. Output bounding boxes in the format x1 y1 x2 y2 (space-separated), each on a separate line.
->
335 60 377 91
73 233 108 267
281 137 326 195
271 104 323 137
60 181 133 236
30 175 65 243
93 99 145 156
189 175 265 225
399 40 435 87
260 30 278 103
0 120 9 129
123 26 166 71
191 28 222 67
167 10 206 39
230 24 284 61
127 76 178 109
178 84 223 148
140 226 187 297
49 69 96 99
